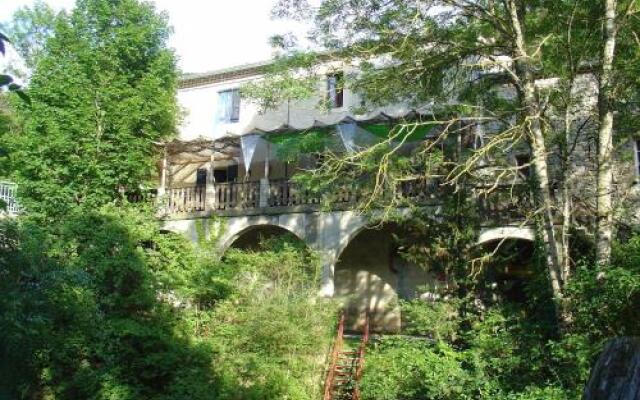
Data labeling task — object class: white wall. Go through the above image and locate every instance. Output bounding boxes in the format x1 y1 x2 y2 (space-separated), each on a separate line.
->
176 62 416 142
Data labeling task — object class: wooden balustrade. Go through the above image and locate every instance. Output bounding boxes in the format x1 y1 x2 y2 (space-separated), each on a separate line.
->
269 178 320 207
477 185 533 224
214 181 260 210
0 182 19 215
166 185 206 214
397 177 441 201
161 179 532 225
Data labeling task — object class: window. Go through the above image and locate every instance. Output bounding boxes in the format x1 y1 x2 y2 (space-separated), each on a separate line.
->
327 72 344 109
196 168 207 186
217 89 240 122
635 139 640 177
515 153 531 178
213 169 228 183
213 165 238 183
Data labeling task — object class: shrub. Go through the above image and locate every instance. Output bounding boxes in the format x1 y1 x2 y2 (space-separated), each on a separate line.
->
197 236 339 400
400 298 461 341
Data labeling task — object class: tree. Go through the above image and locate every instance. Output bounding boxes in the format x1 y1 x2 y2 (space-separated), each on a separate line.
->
1 0 63 73
5 0 178 218
245 0 637 321
594 0 640 266
251 0 640 325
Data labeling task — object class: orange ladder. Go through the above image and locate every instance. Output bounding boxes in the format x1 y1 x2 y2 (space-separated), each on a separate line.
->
323 313 370 400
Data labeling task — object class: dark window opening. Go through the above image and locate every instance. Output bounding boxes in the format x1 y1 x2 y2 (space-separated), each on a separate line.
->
228 164 238 182
213 165 239 183
327 72 344 109
515 153 531 178
213 169 228 183
196 168 207 185
635 140 640 177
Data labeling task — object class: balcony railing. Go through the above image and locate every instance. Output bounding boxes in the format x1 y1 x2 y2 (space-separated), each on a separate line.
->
167 185 206 214
269 178 321 207
0 182 19 215
214 181 260 210
160 179 532 224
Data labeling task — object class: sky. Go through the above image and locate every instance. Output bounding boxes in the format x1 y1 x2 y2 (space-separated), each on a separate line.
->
1 0 312 73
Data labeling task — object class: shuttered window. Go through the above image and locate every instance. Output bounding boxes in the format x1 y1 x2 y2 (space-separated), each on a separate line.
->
218 89 241 122
327 73 344 109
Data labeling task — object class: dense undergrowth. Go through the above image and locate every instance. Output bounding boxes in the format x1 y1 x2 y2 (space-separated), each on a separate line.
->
359 237 640 400
1 204 639 400
0 204 337 400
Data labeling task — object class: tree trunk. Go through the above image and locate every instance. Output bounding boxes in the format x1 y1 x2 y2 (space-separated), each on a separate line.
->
583 337 640 400
507 0 566 322
596 0 617 266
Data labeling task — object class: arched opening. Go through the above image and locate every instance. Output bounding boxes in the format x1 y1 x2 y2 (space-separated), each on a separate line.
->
481 238 535 303
334 225 445 333
227 225 304 252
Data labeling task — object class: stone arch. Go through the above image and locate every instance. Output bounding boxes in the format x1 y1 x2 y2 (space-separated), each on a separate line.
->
334 223 370 264
477 226 536 246
218 214 309 254
333 224 409 333
220 223 306 253
479 233 537 303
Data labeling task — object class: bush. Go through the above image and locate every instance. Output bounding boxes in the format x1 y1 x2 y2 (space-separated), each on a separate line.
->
361 294 578 399
1 208 339 400
0 205 221 399
361 338 477 400
400 298 461 341
197 236 339 400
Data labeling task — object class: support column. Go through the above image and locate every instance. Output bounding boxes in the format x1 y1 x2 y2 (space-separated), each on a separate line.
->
157 147 170 214
205 152 216 211
319 252 336 298
158 148 168 197
259 143 270 208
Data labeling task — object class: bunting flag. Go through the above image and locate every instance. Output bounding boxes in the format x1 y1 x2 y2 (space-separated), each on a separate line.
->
251 121 440 159
337 123 358 153
240 134 262 173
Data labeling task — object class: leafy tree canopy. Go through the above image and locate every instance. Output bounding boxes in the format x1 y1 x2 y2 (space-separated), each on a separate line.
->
4 0 178 218
1 0 63 72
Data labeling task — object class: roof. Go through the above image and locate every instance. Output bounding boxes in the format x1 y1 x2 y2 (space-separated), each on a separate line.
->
179 59 274 89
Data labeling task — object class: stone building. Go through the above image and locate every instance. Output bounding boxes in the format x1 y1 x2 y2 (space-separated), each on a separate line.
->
157 59 640 332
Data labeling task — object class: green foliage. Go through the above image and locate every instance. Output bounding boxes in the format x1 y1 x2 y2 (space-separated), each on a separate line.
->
0 206 337 399
1 0 62 71
241 52 320 111
400 298 460 341
195 236 339 400
361 338 475 400
4 0 178 218
566 237 640 341
360 234 640 400
362 302 579 400
0 205 215 399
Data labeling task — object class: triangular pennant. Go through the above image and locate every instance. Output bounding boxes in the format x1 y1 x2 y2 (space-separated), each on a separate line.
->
241 134 262 173
337 123 358 153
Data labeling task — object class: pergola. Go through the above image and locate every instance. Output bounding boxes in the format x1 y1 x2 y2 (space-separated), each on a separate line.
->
156 109 446 191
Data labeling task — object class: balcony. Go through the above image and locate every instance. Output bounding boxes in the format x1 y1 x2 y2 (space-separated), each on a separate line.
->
158 178 531 224
162 179 339 217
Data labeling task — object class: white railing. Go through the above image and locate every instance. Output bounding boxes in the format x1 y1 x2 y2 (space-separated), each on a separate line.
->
166 185 206 214
0 182 19 215
213 181 260 210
